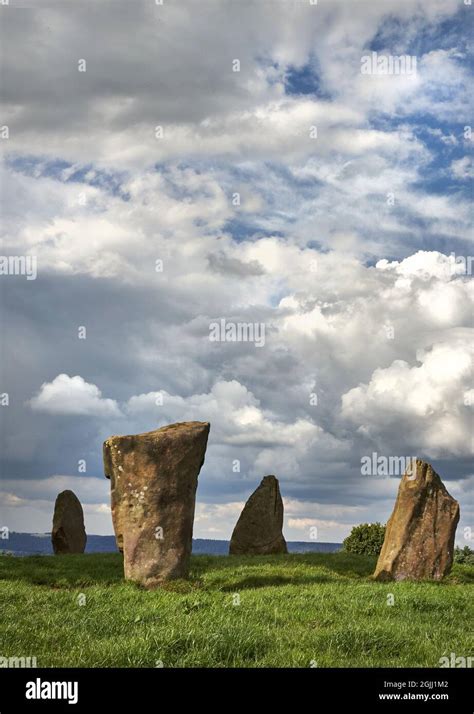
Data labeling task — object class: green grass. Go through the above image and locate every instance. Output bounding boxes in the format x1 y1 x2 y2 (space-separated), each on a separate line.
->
0 552 472 668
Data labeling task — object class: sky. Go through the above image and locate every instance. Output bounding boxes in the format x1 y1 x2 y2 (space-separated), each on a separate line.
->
0 0 472 545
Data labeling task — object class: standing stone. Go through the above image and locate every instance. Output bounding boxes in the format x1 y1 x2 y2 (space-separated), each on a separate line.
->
103 421 210 588
373 459 459 581
52 490 87 554
229 475 288 555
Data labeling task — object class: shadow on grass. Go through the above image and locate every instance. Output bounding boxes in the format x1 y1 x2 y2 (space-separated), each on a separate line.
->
191 552 378 580
219 573 335 591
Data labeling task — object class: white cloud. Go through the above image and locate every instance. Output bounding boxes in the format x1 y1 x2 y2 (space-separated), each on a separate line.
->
341 342 473 457
0 0 464 168
376 250 456 280
29 374 122 417
126 379 323 447
451 156 474 180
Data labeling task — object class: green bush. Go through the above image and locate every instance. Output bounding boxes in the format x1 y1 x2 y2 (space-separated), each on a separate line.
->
454 546 474 565
343 522 386 556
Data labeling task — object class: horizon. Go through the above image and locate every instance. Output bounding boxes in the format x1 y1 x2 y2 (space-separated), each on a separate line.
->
4 530 343 544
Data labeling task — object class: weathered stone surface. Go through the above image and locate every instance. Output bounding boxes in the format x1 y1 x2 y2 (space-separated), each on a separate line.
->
373 459 459 581
103 421 210 588
229 475 288 555
52 490 87 555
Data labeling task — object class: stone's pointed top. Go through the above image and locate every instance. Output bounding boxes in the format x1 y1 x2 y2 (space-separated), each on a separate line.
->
229 474 287 556
374 459 459 582
402 459 456 497
260 475 281 492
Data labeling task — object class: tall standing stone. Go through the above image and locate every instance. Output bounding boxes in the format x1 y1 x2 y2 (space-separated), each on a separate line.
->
52 490 87 554
103 421 210 588
229 475 288 555
373 459 459 581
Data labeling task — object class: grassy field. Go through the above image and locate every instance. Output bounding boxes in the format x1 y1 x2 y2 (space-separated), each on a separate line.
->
0 551 472 668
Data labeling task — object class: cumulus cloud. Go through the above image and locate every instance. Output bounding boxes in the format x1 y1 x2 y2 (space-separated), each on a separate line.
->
341 342 473 457
29 374 122 417
126 379 325 448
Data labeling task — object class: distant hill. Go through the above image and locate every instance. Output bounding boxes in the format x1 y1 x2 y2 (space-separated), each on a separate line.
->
1 532 342 556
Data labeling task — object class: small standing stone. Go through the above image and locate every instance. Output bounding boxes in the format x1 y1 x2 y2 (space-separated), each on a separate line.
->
52 490 87 554
229 475 288 555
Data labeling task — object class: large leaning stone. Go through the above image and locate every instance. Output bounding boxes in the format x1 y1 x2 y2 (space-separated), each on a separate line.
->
52 490 87 554
229 475 288 555
373 459 459 581
103 421 210 588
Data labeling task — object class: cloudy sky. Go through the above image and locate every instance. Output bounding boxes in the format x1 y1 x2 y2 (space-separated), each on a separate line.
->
0 0 472 544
